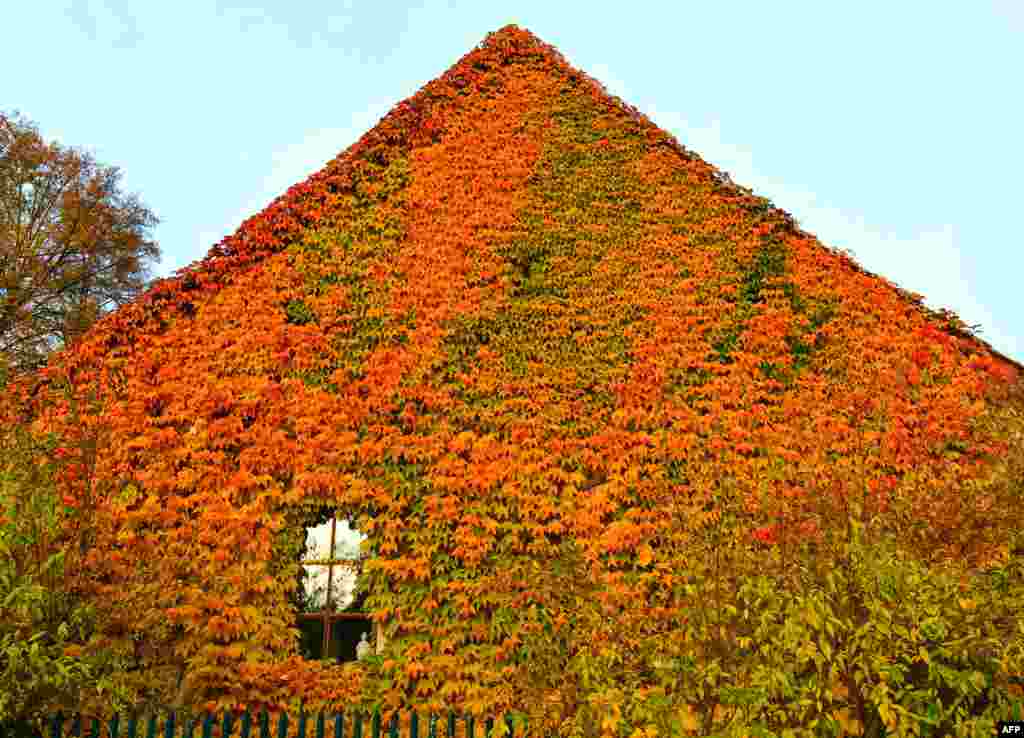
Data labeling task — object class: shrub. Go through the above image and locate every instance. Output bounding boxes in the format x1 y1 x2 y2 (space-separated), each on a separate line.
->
0 414 134 733
507 472 1024 737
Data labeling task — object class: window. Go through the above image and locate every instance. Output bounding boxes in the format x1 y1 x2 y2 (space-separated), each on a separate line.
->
296 512 383 662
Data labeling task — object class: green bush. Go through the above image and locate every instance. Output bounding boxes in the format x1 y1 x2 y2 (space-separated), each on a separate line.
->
0 421 133 733
709 517 1024 737
507 476 1023 738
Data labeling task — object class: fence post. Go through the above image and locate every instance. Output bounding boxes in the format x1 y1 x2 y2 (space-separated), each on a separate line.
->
200 712 214 738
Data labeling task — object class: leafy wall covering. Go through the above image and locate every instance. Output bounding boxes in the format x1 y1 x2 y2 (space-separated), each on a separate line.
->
3 24 1022 735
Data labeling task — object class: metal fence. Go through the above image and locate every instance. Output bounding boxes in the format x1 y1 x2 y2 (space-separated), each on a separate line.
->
5 700 1023 738
0 709 526 738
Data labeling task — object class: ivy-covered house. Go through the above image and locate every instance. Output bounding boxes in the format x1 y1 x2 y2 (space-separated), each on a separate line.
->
5 24 1024 734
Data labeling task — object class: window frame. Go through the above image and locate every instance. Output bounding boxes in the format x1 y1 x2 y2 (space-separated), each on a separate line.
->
297 512 383 662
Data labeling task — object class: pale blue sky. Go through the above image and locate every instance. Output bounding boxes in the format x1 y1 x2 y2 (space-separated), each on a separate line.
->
7 1 1022 363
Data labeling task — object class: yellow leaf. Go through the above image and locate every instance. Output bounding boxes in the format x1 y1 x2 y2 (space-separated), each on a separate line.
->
877 703 897 731
958 597 976 610
678 704 699 734
627 728 658 738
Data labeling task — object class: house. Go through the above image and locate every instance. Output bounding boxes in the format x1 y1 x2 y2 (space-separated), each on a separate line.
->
3 23 1022 727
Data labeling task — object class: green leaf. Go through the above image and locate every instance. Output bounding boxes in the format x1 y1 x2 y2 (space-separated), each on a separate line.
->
40 551 65 576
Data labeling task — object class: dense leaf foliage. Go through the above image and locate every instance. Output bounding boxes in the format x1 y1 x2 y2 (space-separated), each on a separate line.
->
0 401 136 729
1 24 1022 735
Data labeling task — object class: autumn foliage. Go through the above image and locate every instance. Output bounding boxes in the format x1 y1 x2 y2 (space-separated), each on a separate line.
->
1 24 1023 736
0 110 160 380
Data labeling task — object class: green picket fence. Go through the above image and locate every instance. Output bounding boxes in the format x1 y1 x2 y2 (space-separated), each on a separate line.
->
3 700 1022 738
0 709 525 738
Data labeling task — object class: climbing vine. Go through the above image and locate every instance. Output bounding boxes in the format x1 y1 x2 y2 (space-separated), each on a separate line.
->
1 23 1022 736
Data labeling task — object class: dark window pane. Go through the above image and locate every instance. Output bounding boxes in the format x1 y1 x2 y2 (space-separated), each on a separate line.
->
298 618 324 660
330 617 373 663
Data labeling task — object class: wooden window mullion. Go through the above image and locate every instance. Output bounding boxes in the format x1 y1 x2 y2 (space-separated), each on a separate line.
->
301 515 374 663
322 518 337 657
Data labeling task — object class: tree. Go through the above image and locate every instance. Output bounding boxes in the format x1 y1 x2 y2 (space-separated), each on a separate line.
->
0 110 160 381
